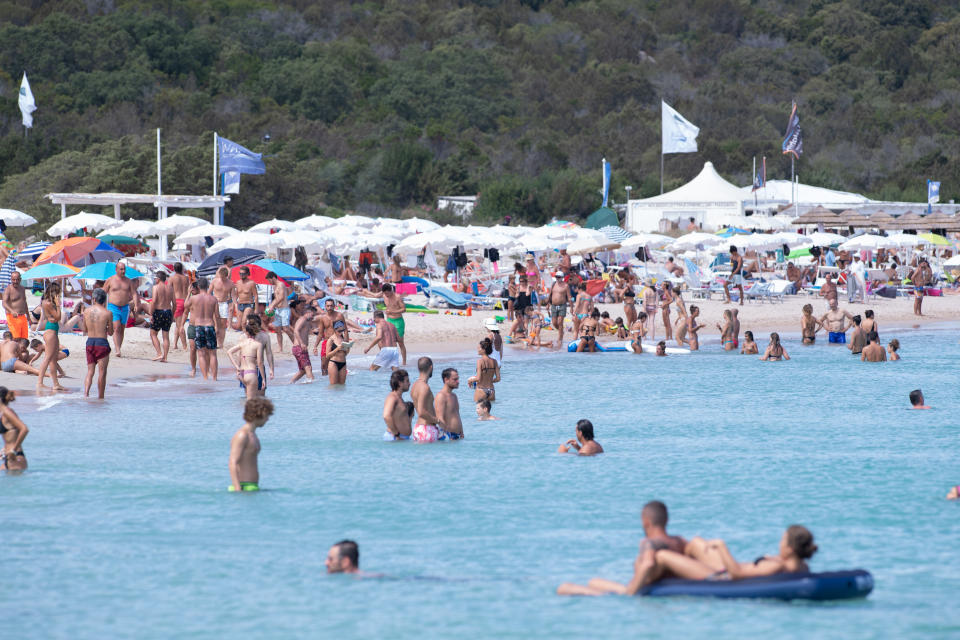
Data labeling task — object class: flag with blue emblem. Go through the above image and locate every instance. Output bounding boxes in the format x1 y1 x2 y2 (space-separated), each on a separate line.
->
217 136 265 175
782 101 803 158
19 72 37 128
601 158 611 207
927 180 940 205
661 100 699 154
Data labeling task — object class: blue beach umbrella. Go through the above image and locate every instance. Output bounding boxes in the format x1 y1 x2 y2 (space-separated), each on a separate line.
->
21 263 79 280
252 259 309 281
75 262 145 281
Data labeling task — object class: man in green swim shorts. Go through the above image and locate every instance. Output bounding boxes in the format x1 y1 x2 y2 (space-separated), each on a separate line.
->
228 396 274 492
382 284 407 366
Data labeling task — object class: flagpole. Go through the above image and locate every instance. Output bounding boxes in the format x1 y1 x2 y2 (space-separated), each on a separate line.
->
660 152 664 195
157 128 162 197
753 156 757 212
213 132 218 197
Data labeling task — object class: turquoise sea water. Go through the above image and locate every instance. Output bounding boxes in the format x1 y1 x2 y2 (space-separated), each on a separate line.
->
4 328 960 638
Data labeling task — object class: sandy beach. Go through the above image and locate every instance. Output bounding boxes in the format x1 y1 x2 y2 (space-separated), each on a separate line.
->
5 290 958 398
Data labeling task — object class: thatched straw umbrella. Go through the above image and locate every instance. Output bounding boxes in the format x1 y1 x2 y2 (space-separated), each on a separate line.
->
837 209 872 227
883 211 925 231
791 205 840 226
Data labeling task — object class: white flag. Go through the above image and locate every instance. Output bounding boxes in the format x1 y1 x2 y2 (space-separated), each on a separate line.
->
19 72 37 129
661 100 698 154
223 171 241 194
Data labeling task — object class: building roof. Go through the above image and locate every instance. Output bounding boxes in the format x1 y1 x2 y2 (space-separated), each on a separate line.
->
46 193 230 208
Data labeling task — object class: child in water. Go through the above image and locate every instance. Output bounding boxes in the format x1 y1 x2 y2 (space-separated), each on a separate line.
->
614 317 629 339
740 331 759 355
475 399 499 421
229 397 274 492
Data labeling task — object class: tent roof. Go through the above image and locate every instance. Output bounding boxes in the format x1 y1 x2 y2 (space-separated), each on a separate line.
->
636 162 743 204
740 180 870 205
584 207 619 230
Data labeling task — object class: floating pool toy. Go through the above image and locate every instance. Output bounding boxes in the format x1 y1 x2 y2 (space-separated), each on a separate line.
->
566 340 690 354
640 569 873 601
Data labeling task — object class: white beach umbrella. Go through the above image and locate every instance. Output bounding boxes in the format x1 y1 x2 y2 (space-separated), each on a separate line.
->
154 215 207 235
399 217 441 233
0 208 38 226
491 224 533 238
248 218 300 233
174 223 239 244
209 231 285 252
732 233 781 252
98 219 155 238
620 233 673 250
370 223 413 241
336 214 377 227
394 226 463 253
268 229 329 250
839 234 897 251
771 232 813 248
335 232 395 254
295 214 338 231
511 232 556 253
883 232 923 248
669 232 725 252
944 254 960 267
806 231 847 246
566 235 621 255
47 211 121 237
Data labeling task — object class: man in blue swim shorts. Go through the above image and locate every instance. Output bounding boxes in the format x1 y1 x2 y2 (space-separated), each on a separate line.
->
103 262 140 358
818 299 853 345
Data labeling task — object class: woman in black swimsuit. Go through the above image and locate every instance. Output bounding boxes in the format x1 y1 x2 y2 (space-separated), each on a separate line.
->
0 386 28 471
761 332 790 361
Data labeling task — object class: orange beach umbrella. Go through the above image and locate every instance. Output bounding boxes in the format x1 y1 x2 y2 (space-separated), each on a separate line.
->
33 237 123 267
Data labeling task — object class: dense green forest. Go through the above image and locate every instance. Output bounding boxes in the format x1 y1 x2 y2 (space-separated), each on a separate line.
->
1 0 959 235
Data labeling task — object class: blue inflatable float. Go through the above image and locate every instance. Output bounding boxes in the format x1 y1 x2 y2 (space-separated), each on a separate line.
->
640 570 873 601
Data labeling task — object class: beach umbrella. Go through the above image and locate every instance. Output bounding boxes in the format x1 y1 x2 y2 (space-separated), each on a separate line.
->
770 232 811 248
619 233 672 250
565 235 621 255
394 226 463 253
209 231 285 252
599 225 632 242
885 212 925 231
511 232 556 253
34 237 122 267
806 231 846 246
21 263 79 280
251 259 309 281
490 224 532 238
838 209 871 227
918 232 950 246
98 218 155 238
868 211 895 228
0 242 51 293
230 264 289 286
295 214 338 231
398 217 441 233
248 218 300 233
733 233 780 251
197 248 265 276
669 232 725 252
336 214 377 227
791 206 839 226
154 215 207 235
369 223 414 241
334 231 396 254
0 208 38 226
944 254 960 267
839 234 901 251
546 220 579 229
47 211 122 237
174 223 239 244
267 229 329 250
883 233 923 248
75 262 145 280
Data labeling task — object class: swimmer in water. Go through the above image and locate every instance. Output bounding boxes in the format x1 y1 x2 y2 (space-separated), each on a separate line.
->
760 332 789 361
558 419 603 456
685 306 704 351
800 303 821 345
435 367 464 440
382 369 412 441
740 331 759 355
326 539 360 574
557 500 687 596
717 309 735 351
887 338 900 361
909 389 930 409
0 387 29 471
860 332 885 362
228 396 274 492
475 398 499 421
655 341 667 356
947 486 959 500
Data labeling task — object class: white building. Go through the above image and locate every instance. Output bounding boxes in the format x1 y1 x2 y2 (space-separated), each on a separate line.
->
436 195 477 219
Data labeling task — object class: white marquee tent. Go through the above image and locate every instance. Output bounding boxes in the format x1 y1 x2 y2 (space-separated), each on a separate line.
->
626 162 743 232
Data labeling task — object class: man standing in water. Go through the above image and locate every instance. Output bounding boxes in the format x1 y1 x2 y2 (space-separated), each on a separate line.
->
860 332 886 362
150 272 175 362
228 396 274 492
290 306 316 384
235 266 259 330
83 288 113 398
265 271 294 352
382 369 412 440
411 357 440 442
381 284 407 366
103 262 140 357
364 310 401 371
819 299 855 344
547 272 570 348
435 367 464 440
2 272 30 341
210 266 236 349
723 246 745 305
170 262 190 350
185 277 219 380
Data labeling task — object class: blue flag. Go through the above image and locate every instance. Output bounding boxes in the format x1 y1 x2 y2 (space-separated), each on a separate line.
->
217 136 266 175
928 180 940 205
601 158 611 207
752 157 766 192
782 101 803 158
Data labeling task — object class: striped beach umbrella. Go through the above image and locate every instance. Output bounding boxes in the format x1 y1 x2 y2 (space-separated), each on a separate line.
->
0 241 51 293
599 225 632 243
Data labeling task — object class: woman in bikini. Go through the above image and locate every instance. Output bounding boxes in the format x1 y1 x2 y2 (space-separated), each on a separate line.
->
717 309 735 351
37 283 64 391
0 386 28 472
660 283 675 341
740 330 759 355
622 288 637 327
673 288 688 347
227 319 267 399
629 312 647 354
509 275 530 342
761 332 790 361
801 303 821 345
472 338 501 402
638 525 817 587
326 322 350 386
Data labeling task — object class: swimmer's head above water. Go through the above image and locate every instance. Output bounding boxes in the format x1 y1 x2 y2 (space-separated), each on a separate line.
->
326 540 359 574
909 389 930 409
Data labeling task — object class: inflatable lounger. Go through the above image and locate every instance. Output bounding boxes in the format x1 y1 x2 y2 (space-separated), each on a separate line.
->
640 570 873 601
566 340 690 355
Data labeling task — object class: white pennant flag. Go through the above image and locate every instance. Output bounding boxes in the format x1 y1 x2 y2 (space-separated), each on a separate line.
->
19 72 37 128
661 100 698 154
